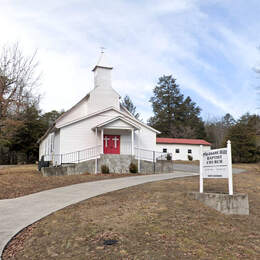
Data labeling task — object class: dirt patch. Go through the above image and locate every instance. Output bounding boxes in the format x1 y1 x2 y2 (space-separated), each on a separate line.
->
3 165 260 259
0 164 140 199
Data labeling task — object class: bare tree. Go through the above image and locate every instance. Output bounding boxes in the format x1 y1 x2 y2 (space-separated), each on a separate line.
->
0 42 40 144
204 113 236 148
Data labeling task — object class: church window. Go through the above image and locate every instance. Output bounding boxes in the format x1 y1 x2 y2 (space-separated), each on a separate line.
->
175 148 180 153
50 133 54 153
188 149 192 154
163 148 167 153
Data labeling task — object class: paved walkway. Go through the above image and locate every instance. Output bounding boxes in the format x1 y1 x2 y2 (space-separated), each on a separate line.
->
0 171 198 258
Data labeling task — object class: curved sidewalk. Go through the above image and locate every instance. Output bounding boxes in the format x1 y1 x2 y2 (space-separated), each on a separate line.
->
0 172 197 258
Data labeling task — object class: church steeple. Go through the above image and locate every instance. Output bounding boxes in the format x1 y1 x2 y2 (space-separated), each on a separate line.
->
88 50 120 113
92 49 113 89
92 48 113 71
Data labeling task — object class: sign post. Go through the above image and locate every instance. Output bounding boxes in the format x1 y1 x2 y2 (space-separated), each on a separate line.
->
227 140 233 195
200 145 203 193
200 140 233 195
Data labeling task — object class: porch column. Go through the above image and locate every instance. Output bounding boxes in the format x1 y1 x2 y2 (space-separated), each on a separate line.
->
131 129 134 156
101 128 104 154
138 129 141 173
95 127 98 145
95 127 98 174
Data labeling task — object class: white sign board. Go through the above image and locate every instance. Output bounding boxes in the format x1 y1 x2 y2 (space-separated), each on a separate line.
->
200 140 233 195
202 148 228 178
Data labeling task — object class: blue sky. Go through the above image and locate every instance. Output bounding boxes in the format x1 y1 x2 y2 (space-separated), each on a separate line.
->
1 0 260 122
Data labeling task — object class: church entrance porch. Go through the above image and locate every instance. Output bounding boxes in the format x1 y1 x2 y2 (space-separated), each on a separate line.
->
100 128 136 156
93 116 141 157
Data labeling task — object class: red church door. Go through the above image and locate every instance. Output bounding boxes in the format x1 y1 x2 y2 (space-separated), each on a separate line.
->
103 135 120 154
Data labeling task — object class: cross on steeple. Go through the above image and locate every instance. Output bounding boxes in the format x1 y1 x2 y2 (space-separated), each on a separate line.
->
92 47 113 72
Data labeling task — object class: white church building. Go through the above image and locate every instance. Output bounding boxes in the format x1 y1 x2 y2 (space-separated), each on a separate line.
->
39 51 211 174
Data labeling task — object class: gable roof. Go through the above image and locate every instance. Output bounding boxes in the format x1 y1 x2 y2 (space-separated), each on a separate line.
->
156 138 211 146
120 103 137 118
92 116 141 130
56 106 160 133
55 85 121 126
54 93 90 123
38 106 160 143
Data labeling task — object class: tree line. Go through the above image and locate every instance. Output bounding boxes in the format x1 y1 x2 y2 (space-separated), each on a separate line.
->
124 75 260 163
0 43 62 164
0 43 259 164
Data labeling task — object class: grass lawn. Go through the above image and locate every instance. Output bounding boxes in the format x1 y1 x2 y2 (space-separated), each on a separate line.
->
0 165 139 199
3 164 260 259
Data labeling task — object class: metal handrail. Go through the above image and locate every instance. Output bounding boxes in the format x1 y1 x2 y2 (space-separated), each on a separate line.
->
43 145 172 166
44 145 102 166
134 147 172 162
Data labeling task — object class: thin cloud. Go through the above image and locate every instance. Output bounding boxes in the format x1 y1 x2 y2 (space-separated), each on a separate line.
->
0 0 259 121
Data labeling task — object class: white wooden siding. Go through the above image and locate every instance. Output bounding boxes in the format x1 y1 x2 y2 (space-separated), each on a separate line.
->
59 110 120 154
88 86 120 114
56 99 88 127
94 67 112 89
104 119 134 129
54 130 60 154
137 127 157 151
53 109 156 155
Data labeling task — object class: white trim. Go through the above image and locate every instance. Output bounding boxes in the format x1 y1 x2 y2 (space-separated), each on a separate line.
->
55 94 89 124
101 128 104 154
200 145 203 193
95 128 98 174
138 130 141 172
102 127 134 130
227 140 233 195
131 129 134 156
120 103 137 118
92 116 140 130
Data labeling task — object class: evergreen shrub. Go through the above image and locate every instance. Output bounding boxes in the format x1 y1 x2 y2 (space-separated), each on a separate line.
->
101 165 110 174
166 153 172 160
129 162 138 173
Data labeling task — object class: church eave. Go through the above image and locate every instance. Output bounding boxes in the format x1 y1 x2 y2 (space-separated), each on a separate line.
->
92 65 113 72
92 116 141 131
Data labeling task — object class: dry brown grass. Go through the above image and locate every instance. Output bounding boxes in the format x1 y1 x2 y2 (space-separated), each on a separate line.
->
3 165 260 259
0 165 138 199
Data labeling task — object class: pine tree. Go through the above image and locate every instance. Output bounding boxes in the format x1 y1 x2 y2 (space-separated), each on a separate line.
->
10 108 63 163
122 95 140 120
225 113 260 163
10 105 46 163
148 75 206 138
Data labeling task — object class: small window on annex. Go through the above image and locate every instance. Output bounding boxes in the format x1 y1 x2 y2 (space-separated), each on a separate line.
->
163 148 167 153
188 149 192 154
175 148 180 153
